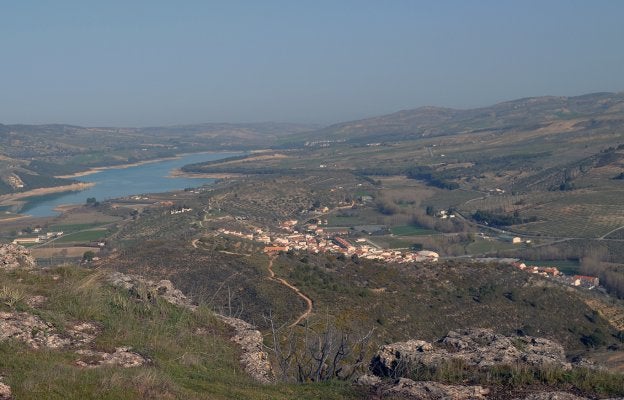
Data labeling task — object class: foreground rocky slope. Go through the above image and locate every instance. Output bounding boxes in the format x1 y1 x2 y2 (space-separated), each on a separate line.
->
358 329 620 399
371 328 575 376
0 245 290 399
106 271 274 383
2 244 623 399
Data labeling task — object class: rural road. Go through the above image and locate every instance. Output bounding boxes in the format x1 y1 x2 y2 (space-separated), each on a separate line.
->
267 256 313 328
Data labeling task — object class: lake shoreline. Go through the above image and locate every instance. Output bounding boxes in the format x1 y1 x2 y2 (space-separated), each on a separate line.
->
0 182 96 206
168 169 245 179
55 150 247 179
55 156 185 179
15 151 244 217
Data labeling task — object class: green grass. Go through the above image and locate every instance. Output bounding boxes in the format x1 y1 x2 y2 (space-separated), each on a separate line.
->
465 238 520 255
54 230 108 243
372 235 414 249
326 215 363 226
0 266 362 399
49 223 109 234
390 225 437 236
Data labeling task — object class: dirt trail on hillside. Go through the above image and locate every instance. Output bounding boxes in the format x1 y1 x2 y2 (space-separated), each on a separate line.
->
267 256 313 328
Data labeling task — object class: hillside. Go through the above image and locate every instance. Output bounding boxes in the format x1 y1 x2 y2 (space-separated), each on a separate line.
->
3 91 624 398
0 245 359 400
286 92 624 145
180 93 624 268
1 163 624 398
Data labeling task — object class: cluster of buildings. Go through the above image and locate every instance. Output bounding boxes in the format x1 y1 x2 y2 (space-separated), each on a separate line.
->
7 174 24 189
216 219 439 263
512 262 600 289
170 207 193 215
513 262 560 277
436 210 456 219
13 229 64 245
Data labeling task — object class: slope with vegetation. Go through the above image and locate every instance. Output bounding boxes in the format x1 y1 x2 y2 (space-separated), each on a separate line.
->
0 249 358 399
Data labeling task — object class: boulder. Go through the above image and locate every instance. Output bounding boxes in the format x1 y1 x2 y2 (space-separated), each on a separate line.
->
0 311 71 349
106 272 196 310
514 392 590 400
357 375 489 400
355 373 382 386
0 311 101 349
0 244 36 271
386 378 489 400
0 377 10 400
218 315 274 384
25 295 47 308
371 328 570 377
75 347 149 368
371 340 433 376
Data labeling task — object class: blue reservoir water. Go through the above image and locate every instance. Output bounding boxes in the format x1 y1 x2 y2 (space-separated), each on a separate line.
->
21 152 240 217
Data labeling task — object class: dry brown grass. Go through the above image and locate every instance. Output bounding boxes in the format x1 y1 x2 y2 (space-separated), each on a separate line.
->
30 247 100 258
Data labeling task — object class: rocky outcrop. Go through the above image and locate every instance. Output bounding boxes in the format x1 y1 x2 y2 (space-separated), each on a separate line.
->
356 375 489 400
107 272 197 310
217 315 273 384
75 346 149 368
0 377 10 400
514 393 590 400
0 311 148 371
0 244 36 271
0 302 146 373
106 271 274 383
371 328 570 377
387 378 489 400
0 311 95 349
25 295 47 308
361 329 621 400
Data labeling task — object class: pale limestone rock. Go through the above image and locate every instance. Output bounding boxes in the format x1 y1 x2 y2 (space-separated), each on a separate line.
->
385 378 489 400
0 377 11 400
218 315 274 384
515 392 590 400
75 347 149 368
371 328 570 377
25 295 47 308
0 244 36 271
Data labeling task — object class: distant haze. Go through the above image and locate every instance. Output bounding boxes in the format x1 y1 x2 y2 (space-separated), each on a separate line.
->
1 1 624 127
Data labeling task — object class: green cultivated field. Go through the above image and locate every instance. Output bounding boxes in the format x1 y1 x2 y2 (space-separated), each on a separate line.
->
465 238 520 255
50 223 109 233
390 225 437 236
55 229 108 243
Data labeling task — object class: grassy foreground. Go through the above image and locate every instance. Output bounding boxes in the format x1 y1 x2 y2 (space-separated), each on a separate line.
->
0 266 360 400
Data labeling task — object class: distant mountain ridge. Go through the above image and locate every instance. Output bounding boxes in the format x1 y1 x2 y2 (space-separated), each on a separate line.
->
288 92 624 145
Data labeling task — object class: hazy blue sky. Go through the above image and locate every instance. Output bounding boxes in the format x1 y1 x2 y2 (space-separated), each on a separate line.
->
2 1 623 126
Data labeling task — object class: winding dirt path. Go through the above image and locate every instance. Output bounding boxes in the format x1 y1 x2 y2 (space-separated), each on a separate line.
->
267 256 313 328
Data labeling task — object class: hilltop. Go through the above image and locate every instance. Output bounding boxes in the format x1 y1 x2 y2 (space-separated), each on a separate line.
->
285 92 624 145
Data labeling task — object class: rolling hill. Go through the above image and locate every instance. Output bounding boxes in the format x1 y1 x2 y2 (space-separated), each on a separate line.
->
285 92 624 145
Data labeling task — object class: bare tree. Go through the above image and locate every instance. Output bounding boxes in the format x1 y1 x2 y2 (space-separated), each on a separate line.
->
264 313 374 383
